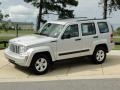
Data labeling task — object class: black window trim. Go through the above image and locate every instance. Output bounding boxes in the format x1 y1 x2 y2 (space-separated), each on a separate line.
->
81 22 96 36
97 22 109 34
61 24 79 39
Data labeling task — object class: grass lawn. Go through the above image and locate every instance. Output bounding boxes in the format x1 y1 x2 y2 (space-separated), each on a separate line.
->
113 45 120 50
0 44 4 50
0 36 15 41
113 38 120 42
0 29 34 34
0 44 8 50
0 29 35 36
0 29 35 50
0 36 15 50
0 29 34 43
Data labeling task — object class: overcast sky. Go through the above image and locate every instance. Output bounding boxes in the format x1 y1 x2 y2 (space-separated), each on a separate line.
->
0 0 120 28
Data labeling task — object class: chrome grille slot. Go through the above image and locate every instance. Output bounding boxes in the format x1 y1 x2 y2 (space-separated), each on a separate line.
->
10 44 20 54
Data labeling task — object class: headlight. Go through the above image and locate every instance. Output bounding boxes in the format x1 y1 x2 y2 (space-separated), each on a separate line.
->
19 46 27 54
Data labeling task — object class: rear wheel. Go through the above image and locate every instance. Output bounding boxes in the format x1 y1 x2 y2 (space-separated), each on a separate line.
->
92 47 106 64
30 54 52 75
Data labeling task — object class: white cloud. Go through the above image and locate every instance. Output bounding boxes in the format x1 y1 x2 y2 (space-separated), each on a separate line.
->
74 0 102 18
8 5 34 15
6 5 38 22
1 0 120 29
78 0 99 8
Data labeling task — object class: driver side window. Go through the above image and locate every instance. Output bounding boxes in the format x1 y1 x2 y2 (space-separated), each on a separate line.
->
62 24 79 39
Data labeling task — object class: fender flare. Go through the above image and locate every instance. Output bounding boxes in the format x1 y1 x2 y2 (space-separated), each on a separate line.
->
26 46 56 67
90 40 108 55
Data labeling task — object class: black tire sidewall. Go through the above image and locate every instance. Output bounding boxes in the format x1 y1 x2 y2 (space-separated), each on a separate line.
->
92 47 106 64
30 54 51 75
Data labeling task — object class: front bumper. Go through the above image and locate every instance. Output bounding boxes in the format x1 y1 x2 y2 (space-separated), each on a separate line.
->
4 48 29 67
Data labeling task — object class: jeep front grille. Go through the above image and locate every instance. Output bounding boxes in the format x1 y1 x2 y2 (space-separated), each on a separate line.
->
10 44 20 54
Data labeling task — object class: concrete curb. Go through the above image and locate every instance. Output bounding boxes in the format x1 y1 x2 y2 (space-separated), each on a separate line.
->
1 75 120 83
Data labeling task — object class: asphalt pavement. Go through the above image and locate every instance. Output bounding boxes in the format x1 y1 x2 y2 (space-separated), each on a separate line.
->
0 79 120 90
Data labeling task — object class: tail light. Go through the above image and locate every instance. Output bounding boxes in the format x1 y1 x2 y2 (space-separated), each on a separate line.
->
110 33 113 43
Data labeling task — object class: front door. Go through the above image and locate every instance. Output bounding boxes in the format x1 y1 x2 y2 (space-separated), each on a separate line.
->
57 23 82 60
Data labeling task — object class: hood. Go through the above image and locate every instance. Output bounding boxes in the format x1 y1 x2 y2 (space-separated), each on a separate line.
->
10 34 57 46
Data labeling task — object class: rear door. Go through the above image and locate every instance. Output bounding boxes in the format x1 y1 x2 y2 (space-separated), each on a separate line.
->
80 21 98 55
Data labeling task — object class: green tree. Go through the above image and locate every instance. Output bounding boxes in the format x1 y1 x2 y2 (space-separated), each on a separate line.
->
116 27 120 35
0 2 9 32
0 11 3 21
100 0 120 19
1 22 8 32
0 2 9 21
24 0 78 30
0 2 3 21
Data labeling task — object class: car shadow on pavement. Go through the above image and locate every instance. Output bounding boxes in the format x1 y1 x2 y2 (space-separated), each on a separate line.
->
14 65 32 75
14 55 120 77
14 56 97 76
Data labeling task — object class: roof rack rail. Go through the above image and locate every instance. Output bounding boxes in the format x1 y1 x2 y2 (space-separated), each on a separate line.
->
58 17 88 20
74 17 88 19
77 18 106 21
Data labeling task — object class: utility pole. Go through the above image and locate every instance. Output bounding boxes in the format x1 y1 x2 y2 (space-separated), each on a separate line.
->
103 0 108 19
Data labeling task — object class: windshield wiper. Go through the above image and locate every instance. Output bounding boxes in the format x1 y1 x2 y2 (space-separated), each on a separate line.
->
34 32 49 37
39 33 49 36
34 32 40 35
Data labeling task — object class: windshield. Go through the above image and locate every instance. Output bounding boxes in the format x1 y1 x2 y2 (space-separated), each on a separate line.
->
39 23 64 38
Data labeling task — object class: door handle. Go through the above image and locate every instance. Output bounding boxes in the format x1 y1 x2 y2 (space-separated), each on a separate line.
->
93 36 98 38
51 40 57 43
75 38 81 41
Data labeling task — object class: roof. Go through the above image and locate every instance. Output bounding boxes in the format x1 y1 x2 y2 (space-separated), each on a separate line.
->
48 18 107 25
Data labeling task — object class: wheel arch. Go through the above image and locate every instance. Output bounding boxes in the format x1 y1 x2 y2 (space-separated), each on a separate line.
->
94 44 108 53
32 51 52 61
30 51 53 67
26 46 56 67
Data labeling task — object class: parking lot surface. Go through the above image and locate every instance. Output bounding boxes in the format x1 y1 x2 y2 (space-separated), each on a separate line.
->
0 50 120 82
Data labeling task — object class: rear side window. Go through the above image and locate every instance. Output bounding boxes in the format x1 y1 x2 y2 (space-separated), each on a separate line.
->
81 23 96 36
98 22 109 33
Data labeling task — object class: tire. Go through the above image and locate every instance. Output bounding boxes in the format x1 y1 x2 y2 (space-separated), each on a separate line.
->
92 47 106 64
30 54 52 75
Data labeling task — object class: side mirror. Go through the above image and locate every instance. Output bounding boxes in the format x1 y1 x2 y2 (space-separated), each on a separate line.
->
62 34 71 39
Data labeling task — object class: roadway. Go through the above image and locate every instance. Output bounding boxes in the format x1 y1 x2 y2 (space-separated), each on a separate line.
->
0 79 120 90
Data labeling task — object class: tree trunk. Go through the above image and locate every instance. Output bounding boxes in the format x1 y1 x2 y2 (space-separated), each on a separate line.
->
36 0 43 31
103 0 108 19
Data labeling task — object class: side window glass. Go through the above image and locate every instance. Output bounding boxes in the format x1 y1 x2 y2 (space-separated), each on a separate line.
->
62 24 79 39
81 23 96 36
98 22 109 33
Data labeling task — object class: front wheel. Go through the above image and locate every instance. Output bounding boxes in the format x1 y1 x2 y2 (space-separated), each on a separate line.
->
30 54 51 75
92 47 106 64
